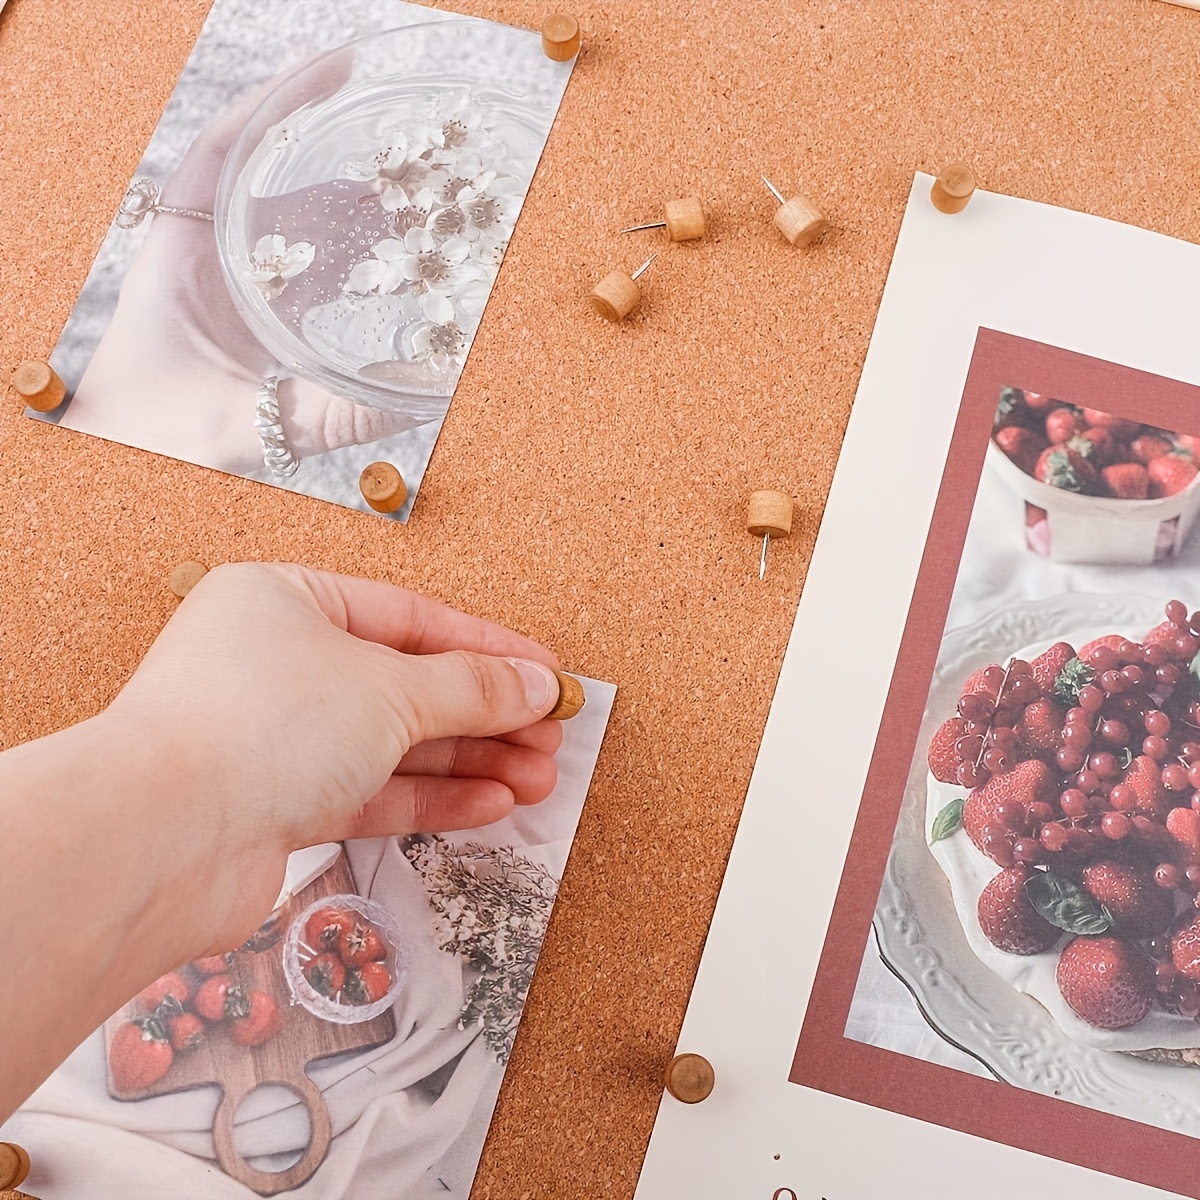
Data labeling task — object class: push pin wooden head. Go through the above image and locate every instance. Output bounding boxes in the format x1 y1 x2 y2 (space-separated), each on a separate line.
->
622 196 707 242
747 489 793 579
761 177 827 247
930 163 975 214
11 360 66 413
547 670 585 720
589 254 655 322
0 1142 31 1190
664 1053 714 1103
541 12 581 60
168 561 209 599
359 462 407 513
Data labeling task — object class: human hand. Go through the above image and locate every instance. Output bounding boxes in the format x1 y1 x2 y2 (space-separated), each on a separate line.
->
63 61 421 473
105 562 564 959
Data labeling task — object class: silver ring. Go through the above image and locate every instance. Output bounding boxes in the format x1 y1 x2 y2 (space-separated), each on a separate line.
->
254 375 299 478
116 178 214 230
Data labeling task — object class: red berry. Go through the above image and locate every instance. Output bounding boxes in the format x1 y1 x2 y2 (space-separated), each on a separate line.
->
976 865 1060 955
1056 936 1154 1029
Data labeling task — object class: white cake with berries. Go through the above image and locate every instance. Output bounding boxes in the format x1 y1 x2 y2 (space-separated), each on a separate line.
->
924 610 1200 1059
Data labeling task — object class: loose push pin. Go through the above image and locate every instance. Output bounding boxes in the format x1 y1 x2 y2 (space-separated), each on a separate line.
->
930 163 975 214
11 360 66 413
622 196 707 242
664 1053 715 1104
589 254 655 322
547 670 586 720
359 462 408 513
0 1142 31 1190
541 12 581 60
168 561 209 599
747 490 793 579
761 177 827 246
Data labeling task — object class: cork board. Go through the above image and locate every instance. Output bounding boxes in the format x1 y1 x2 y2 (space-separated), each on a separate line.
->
2 1 1199 1196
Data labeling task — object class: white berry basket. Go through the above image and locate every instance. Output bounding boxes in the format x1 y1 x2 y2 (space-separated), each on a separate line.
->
985 440 1200 565
283 894 407 1024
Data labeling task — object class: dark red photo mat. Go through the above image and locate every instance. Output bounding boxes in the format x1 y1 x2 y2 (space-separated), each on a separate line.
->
790 327 1200 1198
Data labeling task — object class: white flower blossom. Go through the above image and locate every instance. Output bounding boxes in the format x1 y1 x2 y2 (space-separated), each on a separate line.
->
399 227 475 292
248 234 315 299
343 239 408 295
411 292 468 375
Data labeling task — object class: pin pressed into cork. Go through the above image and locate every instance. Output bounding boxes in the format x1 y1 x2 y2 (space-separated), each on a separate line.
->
547 670 585 720
359 462 408 513
168 561 209 599
664 1053 715 1103
11 360 66 413
748 489 793 579
541 12 581 60
761 177 827 246
622 196 707 242
930 163 976 214
589 254 655 321
0 1142 31 1190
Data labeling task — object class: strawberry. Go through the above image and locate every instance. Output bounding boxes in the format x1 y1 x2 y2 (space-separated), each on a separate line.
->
994 426 1047 476
976 866 1059 954
1080 859 1174 937
1143 619 1179 647
1081 409 1141 441
1101 462 1149 499
1148 453 1198 498
1017 697 1064 755
229 990 285 1047
303 906 355 954
1166 806 1200 865
303 952 347 999
1130 432 1173 463
1171 913 1200 982
1175 434 1200 459
1023 391 1064 413
962 665 1002 695
1078 633 1125 662
1123 755 1170 821
345 962 392 1005
166 1011 206 1053
339 919 388 968
1055 935 1154 1029
136 971 191 1014
194 974 238 1023
1045 406 1085 444
1030 642 1076 694
109 1018 174 1091
963 759 1056 864
1068 427 1116 466
1035 446 1098 494
927 717 966 783
190 953 234 977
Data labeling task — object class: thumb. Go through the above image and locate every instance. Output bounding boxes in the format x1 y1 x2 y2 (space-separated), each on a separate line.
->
395 652 560 746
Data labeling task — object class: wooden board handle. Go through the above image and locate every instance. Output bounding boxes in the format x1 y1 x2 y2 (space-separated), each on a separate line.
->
212 1070 332 1196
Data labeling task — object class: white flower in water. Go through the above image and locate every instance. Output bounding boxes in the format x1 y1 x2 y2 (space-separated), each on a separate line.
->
346 133 449 213
248 234 315 299
411 291 468 374
399 227 474 291
389 185 437 236
343 239 408 295
453 171 524 241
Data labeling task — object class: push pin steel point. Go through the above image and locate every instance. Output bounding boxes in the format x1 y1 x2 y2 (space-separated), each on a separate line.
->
541 12 581 61
589 254 656 322
622 196 707 242
761 177 828 247
747 489 793 579
930 163 976 214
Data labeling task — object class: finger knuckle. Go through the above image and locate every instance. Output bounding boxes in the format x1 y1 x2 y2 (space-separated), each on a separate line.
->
456 650 503 719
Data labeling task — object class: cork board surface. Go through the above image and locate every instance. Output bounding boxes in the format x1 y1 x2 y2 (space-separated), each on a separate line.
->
2 0 1199 1195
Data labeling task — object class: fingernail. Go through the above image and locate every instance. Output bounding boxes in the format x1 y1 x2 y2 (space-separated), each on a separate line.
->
506 657 557 713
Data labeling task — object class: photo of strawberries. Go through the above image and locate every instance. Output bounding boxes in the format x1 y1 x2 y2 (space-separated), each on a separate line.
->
135 971 191 1013
993 389 1199 500
927 598 1200 1034
109 1018 174 1092
229 989 286 1047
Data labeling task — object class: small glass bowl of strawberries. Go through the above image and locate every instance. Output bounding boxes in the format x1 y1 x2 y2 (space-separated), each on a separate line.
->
283 894 405 1024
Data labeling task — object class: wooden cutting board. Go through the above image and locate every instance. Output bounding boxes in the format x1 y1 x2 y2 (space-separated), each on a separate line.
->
103 851 396 1195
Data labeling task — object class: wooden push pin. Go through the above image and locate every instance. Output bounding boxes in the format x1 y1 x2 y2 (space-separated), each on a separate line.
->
168 561 208 599
761 177 828 247
0 1143 30 1190
930 163 976 214
664 1053 715 1104
541 12 581 61
359 462 407 514
747 490 792 579
622 196 707 242
11 360 66 413
589 254 655 322
547 670 585 720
